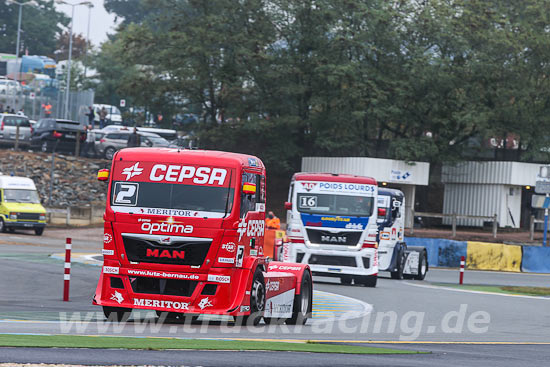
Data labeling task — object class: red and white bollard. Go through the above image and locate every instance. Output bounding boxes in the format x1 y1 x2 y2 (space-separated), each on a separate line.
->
63 237 72 301
459 255 465 285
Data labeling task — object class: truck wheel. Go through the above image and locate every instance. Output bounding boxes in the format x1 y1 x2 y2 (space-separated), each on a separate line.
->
340 275 353 285
357 275 377 287
414 251 428 280
104 147 116 160
286 271 312 325
0 218 5 233
243 268 265 326
34 228 44 236
390 249 405 280
102 306 131 322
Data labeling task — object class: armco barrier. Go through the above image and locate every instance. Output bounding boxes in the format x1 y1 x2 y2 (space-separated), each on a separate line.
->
405 237 467 268
521 246 550 273
466 241 522 272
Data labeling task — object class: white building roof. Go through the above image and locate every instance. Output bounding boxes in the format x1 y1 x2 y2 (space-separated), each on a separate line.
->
301 157 430 186
442 161 542 186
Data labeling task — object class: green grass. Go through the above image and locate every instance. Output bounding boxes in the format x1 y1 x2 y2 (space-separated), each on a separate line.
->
433 283 550 297
0 334 420 354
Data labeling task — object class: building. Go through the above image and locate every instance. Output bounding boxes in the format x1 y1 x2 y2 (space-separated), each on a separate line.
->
301 157 430 228
442 161 541 228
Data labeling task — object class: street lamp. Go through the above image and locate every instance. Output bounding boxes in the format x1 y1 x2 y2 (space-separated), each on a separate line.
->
5 0 38 109
83 3 94 78
55 0 92 119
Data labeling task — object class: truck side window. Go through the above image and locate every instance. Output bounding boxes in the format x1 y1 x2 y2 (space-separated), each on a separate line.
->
240 172 260 218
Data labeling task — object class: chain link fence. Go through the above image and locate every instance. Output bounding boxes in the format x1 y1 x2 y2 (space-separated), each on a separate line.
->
0 88 94 124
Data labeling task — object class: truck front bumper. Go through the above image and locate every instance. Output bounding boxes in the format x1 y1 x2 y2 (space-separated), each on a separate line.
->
5 221 46 229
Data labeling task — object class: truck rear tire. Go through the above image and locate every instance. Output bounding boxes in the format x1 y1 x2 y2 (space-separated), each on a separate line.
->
286 270 312 325
102 306 131 322
340 275 353 285
243 268 265 326
35 228 44 236
414 251 428 280
357 275 377 287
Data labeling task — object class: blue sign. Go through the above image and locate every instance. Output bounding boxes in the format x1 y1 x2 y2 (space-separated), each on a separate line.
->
300 213 369 229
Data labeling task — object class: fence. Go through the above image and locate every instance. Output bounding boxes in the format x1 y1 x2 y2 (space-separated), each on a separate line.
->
46 206 104 227
410 210 498 239
0 88 94 123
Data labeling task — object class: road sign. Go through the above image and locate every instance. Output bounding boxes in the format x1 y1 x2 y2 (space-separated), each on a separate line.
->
29 92 35 100
120 99 126 107
532 195 550 209
536 181 550 194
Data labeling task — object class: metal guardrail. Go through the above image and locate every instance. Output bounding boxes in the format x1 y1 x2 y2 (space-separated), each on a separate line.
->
410 210 498 239
529 215 546 241
45 206 104 226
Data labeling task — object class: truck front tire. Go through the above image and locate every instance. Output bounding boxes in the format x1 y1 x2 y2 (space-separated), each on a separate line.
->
35 228 44 236
102 306 131 322
357 274 377 287
243 268 265 326
390 249 405 280
414 251 428 280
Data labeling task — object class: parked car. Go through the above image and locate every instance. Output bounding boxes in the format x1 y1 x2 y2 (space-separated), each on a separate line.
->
30 118 86 153
96 131 174 160
0 114 32 146
93 104 122 125
99 125 178 141
0 79 23 95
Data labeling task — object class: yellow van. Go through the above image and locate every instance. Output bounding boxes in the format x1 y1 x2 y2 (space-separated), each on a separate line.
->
0 175 47 235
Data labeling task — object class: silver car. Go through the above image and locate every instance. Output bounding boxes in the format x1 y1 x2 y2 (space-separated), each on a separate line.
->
0 114 32 146
96 131 174 159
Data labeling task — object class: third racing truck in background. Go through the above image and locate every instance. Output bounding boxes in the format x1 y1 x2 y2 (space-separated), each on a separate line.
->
283 173 379 287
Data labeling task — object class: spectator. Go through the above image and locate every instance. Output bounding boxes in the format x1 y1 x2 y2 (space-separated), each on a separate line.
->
0 104 3 113
265 211 281 229
127 127 141 147
6 106 11 114
17 108 25 116
42 102 52 117
99 107 108 129
85 106 95 128
9 107 15 114
81 125 96 158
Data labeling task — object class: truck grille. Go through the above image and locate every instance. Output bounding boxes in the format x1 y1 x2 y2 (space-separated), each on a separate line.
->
122 236 211 266
306 229 362 246
308 255 357 267
129 276 197 297
17 213 40 220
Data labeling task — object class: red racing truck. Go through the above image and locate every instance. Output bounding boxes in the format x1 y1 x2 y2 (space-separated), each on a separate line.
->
93 148 312 325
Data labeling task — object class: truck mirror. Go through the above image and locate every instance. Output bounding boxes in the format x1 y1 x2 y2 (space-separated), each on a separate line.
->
97 169 109 181
378 208 387 217
242 182 256 195
284 201 292 210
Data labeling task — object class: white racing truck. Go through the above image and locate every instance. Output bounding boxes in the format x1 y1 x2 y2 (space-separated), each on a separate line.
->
377 188 428 280
283 173 379 287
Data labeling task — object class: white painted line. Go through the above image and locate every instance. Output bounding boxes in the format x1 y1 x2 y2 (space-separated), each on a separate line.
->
405 281 550 300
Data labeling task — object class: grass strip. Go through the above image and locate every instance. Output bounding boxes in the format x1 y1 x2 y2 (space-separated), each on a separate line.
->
0 334 420 354
432 283 550 297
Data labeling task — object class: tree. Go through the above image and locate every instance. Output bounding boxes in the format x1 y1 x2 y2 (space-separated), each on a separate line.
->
52 32 91 62
0 0 69 56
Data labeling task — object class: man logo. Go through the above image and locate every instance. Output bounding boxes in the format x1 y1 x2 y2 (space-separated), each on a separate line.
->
301 182 317 192
122 162 144 180
321 235 347 243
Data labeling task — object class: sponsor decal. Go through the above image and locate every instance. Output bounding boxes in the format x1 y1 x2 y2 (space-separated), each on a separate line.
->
198 297 213 310
103 266 119 274
345 222 364 230
113 182 139 206
300 182 317 192
149 165 227 185
374 249 379 267
240 305 250 312
269 264 302 271
236 245 245 267
250 249 257 256
391 227 397 240
146 248 185 259
237 218 266 241
104 233 113 244
133 298 189 310
122 162 144 180
255 203 265 212
102 249 114 256
380 231 390 240
139 218 193 234
217 257 235 264
248 157 259 167
221 242 236 252
110 291 124 304
266 280 280 292
318 182 376 194
300 213 369 229
264 289 295 318
207 274 231 283
126 269 199 280
258 246 264 256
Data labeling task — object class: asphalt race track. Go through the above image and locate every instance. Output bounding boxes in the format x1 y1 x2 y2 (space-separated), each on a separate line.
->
1 228 550 366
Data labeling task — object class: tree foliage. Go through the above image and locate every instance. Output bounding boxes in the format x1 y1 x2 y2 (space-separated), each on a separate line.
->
0 0 69 56
93 0 550 175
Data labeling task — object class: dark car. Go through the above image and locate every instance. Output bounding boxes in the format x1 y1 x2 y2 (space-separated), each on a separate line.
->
30 118 86 153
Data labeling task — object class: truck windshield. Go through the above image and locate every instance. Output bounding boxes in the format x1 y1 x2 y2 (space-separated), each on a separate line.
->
297 193 374 217
4 189 40 204
111 181 234 215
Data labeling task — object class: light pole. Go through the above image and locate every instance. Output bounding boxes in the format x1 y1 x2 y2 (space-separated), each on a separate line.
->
6 0 38 110
56 0 92 120
83 3 93 78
